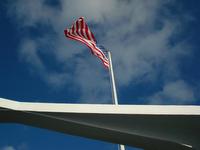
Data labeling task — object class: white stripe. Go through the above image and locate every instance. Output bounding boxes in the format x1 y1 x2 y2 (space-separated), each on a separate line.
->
70 28 73 35
78 20 84 38
88 30 95 42
82 22 88 39
73 23 78 36
82 29 88 40
76 21 81 36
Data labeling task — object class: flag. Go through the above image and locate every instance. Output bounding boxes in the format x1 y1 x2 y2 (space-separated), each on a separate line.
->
64 17 109 68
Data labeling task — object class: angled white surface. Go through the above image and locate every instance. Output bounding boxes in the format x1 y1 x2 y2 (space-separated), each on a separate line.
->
0 98 200 115
0 97 200 150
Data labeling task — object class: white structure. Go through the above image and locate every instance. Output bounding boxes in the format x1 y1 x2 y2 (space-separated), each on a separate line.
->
0 98 200 150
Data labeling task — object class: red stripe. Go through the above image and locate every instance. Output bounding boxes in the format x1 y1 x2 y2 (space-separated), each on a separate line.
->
72 25 75 35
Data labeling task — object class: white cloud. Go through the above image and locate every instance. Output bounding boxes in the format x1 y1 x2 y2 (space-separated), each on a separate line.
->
59 0 118 24
1 146 15 150
19 39 45 71
7 0 195 103
0 143 28 150
19 38 70 88
149 80 195 104
73 58 111 103
8 0 59 27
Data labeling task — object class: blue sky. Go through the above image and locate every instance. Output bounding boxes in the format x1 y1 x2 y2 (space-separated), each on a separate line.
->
0 0 200 150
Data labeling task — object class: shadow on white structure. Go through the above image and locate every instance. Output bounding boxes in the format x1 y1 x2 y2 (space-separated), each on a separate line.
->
0 98 200 150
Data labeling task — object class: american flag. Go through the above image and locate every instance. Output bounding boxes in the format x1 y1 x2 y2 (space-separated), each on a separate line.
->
64 17 109 68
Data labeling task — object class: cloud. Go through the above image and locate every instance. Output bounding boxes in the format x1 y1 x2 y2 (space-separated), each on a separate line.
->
8 0 59 28
7 0 195 103
0 146 15 150
59 0 118 24
73 58 111 103
0 143 28 150
149 80 195 104
19 38 70 88
19 39 45 71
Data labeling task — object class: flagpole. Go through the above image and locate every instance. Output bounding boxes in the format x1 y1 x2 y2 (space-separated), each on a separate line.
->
107 51 118 105
107 51 125 150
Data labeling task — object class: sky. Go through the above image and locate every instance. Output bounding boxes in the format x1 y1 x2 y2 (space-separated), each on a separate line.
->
0 0 200 150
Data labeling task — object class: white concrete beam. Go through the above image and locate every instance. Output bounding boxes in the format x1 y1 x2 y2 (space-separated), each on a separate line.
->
0 98 200 150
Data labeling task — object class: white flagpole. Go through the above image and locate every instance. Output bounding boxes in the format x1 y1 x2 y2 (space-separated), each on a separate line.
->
107 51 125 150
